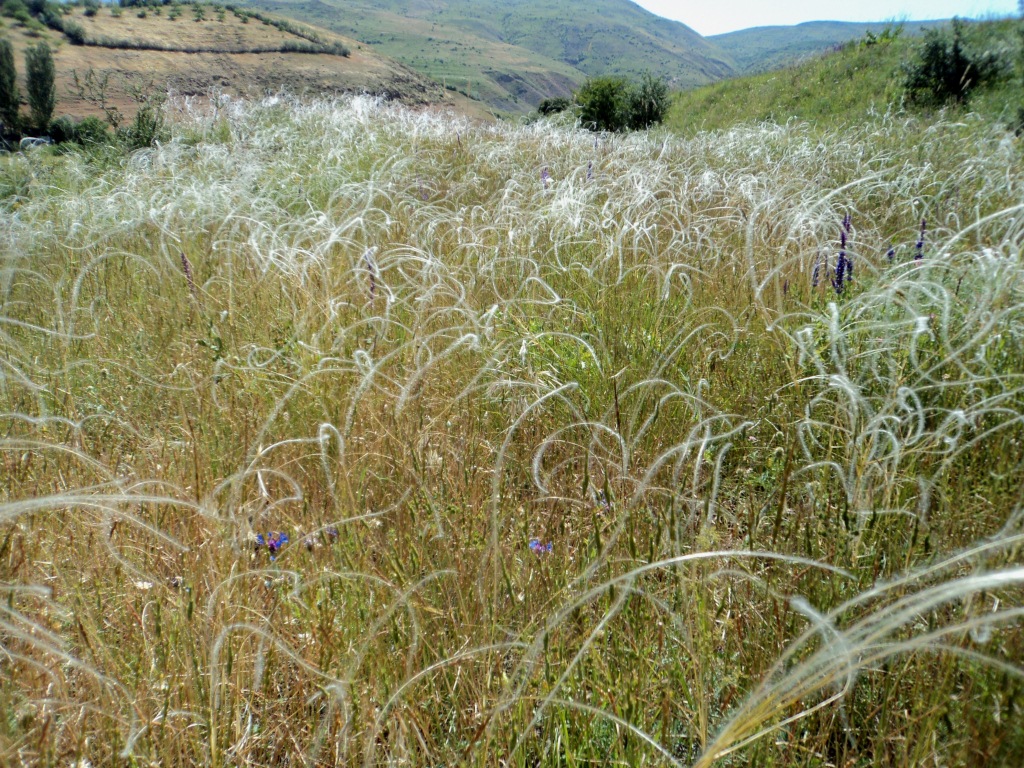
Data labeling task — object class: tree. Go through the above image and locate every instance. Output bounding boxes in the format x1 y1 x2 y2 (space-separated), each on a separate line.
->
625 72 669 130
574 73 670 133
903 19 1006 107
0 39 18 135
576 76 629 132
24 42 55 133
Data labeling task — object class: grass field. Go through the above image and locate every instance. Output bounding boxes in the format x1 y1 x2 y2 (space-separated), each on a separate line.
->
2 95 1024 766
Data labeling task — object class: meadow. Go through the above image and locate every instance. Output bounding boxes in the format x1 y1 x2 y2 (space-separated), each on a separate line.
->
2 95 1024 766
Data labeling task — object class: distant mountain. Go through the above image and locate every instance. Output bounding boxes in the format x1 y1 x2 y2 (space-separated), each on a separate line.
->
711 19 948 74
246 0 737 113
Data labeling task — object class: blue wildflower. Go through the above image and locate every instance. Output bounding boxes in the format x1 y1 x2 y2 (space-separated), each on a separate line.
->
529 538 553 554
267 532 289 559
887 246 896 261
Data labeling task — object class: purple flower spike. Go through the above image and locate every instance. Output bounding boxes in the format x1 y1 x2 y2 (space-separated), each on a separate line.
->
916 218 926 260
529 538 553 554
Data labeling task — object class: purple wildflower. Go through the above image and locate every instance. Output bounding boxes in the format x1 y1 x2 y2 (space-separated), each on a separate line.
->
834 252 848 294
887 246 896 261
541 166 551 190
586 160 593 181
841 214 853 281
363 247 377 299
325 525 339 542
529 538 553 554
180 250 199 301
916 219 926 260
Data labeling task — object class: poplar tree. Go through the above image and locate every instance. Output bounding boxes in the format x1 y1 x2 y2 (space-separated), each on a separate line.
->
0 39 18 135
25 42 55 133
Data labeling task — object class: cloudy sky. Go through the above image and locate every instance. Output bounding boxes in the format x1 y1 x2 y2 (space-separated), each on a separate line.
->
632 1 1018 36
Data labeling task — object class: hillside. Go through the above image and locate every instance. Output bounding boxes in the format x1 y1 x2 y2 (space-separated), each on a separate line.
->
246 0 736 113
711 19 948 74
667 17 1024 134
0 2 458 123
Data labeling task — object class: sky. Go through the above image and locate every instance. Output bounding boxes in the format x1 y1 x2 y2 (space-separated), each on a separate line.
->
632 1 1019 36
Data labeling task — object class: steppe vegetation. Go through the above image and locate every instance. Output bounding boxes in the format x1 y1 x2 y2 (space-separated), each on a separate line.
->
2 53 1024 768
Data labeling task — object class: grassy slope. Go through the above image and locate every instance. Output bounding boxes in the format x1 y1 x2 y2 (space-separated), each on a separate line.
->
2 95 1024 766
248 0 735 113
711 19 948 74
0 5 453 122
667 18 1024 134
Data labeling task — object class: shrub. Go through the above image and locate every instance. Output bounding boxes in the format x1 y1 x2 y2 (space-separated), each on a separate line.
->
117 102 167 150
63 20 86 44
537 96 570 116
903 18 1007 106
47 114 75 142
74 114 111 145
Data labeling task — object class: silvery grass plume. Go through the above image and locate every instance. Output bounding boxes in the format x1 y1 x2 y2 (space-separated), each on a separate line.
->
694 533 1024 767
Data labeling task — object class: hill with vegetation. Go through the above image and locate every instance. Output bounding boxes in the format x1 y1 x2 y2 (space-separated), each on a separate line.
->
667 17 1024 134
246 0 736 113
710 19 948 74
0 0 455 125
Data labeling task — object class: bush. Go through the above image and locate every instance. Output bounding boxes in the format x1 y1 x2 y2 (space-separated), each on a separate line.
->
63 20 86 44
47 114 75 143
903 18 1007 106
74 115 111 145
537 96 570 116
117 102 167 150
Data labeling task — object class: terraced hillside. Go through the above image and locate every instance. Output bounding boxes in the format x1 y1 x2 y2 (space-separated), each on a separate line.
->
0 3 454 122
